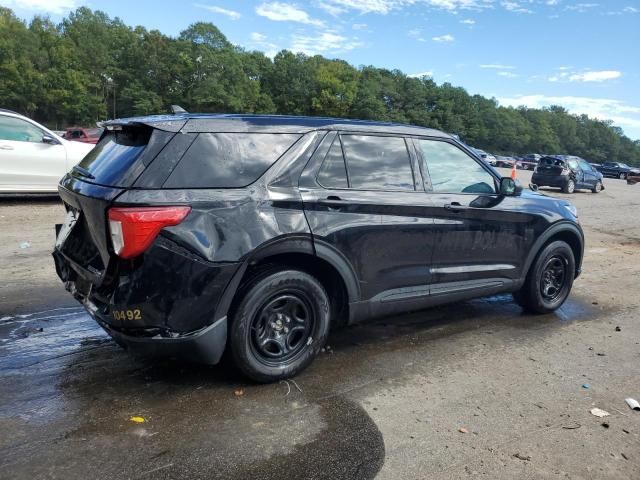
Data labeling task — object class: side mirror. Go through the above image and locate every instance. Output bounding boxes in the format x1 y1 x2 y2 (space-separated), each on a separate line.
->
42 134 59 145
500 177 523 196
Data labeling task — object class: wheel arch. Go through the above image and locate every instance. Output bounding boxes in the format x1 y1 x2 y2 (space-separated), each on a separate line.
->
215 236 360 328
523 222 584 281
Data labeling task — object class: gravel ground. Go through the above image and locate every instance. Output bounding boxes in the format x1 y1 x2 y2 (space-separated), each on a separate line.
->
1 170 639 479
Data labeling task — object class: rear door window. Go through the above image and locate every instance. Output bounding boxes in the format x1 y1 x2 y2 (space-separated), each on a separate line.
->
340 135 415 191
164 133 301 188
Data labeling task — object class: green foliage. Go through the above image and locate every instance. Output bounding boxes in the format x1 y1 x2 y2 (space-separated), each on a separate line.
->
1 6 638 164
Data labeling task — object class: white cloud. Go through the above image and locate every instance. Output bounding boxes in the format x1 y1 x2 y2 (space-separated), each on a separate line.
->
460 18 476 24
290 32 364 55
194 4 241 20
408 28 426 41
409 71 434 78
497 94 640 138
317 1 348 16
501 1 534 13
250 32 267 42
565 3 598 12
480 63 516 69
497 71 519 77
352 23 368 29
624 6 639 13
313 0 498 15
256 2 325 26
432 33 455 42
3 0 77 14
569 70 622 82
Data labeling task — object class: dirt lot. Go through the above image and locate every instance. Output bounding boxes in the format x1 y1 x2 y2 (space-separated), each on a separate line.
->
1 170 640 479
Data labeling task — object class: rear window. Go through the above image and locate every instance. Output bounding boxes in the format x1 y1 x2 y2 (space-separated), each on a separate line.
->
163 133 301 188
540 157 565 167
75 127 154 187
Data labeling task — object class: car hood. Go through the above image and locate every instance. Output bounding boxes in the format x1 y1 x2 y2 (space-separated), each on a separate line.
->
65 139 94 163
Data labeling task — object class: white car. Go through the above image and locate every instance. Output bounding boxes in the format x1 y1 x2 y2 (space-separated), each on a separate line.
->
0 110 95 193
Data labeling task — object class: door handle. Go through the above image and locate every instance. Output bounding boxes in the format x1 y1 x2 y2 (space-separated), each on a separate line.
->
444 202 467 212
0 144 14 150
318 195 346 210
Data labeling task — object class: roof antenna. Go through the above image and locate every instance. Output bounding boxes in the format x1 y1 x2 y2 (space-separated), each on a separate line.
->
170 105 188 114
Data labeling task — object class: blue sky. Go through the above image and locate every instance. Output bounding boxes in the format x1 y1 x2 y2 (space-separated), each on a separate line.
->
6 0 640 139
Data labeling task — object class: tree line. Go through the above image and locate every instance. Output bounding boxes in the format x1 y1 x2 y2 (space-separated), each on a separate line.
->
1 6 639 165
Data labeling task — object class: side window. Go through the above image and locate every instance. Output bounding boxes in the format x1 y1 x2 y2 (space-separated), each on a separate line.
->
317 137 348 188
164 133 301 188
417 140 496 194
567 159 579 170
0 116 44 143
579 159 592 171
340 135 414 191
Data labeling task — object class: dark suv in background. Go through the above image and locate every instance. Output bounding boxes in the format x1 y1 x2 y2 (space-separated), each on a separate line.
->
53 114 584 382
532 155 604 194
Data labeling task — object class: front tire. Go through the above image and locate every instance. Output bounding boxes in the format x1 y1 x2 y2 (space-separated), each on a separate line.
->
592 181 602 193
228 269 330 382
513 240 575 314
619 172 626 180
562 179 575 193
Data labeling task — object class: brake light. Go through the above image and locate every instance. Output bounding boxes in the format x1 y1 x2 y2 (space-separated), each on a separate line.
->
108 206 191 259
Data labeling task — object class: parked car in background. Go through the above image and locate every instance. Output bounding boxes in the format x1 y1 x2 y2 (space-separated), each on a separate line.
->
532 155 604 194
518 154 541 170
495 156 516 168
0 109 94 193
53 113 584 382
62 127 103 144
473 148 497 166
596 162 640 180
589 162 602 170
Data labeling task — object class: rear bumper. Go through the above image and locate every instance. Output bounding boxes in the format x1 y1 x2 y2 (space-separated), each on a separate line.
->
97 314 228 365
532 174 568 188
53 232 243 365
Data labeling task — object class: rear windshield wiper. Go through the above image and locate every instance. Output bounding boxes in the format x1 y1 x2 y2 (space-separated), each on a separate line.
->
72 165 95 180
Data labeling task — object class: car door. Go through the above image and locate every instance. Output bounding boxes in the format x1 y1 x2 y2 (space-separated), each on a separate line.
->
0 115 67 191
566 158 584 186
300 131 435 317
414 138 538 296
578 159 597 187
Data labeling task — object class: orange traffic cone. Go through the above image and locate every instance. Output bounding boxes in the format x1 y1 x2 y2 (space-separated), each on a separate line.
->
510 162 517 180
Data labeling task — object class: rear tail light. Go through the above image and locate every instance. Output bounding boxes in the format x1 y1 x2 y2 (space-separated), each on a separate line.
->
108 206 191 259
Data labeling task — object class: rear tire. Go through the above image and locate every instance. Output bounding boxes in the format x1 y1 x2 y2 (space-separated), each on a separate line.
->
592 181 602 193
513 240 575 314
228 269 330 383
562 179 575 194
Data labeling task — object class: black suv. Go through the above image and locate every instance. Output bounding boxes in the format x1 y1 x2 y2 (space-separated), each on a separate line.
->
53 114 584 382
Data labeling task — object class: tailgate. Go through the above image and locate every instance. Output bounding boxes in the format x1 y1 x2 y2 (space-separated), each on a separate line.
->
56 176 124 286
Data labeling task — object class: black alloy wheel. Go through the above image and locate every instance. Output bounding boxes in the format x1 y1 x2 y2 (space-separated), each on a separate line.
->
513 240 575 314
250 293 314 365
539 256 566 302
229 268 330 382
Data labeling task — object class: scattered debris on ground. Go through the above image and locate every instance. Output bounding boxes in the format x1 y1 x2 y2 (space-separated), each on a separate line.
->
513 453 531 461
590 408 610 418
625 398 640 411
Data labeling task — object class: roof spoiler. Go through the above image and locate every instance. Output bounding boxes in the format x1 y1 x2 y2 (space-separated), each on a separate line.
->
170 105 188 114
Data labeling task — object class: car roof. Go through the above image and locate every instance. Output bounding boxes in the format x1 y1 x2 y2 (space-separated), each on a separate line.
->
101 113 451 137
